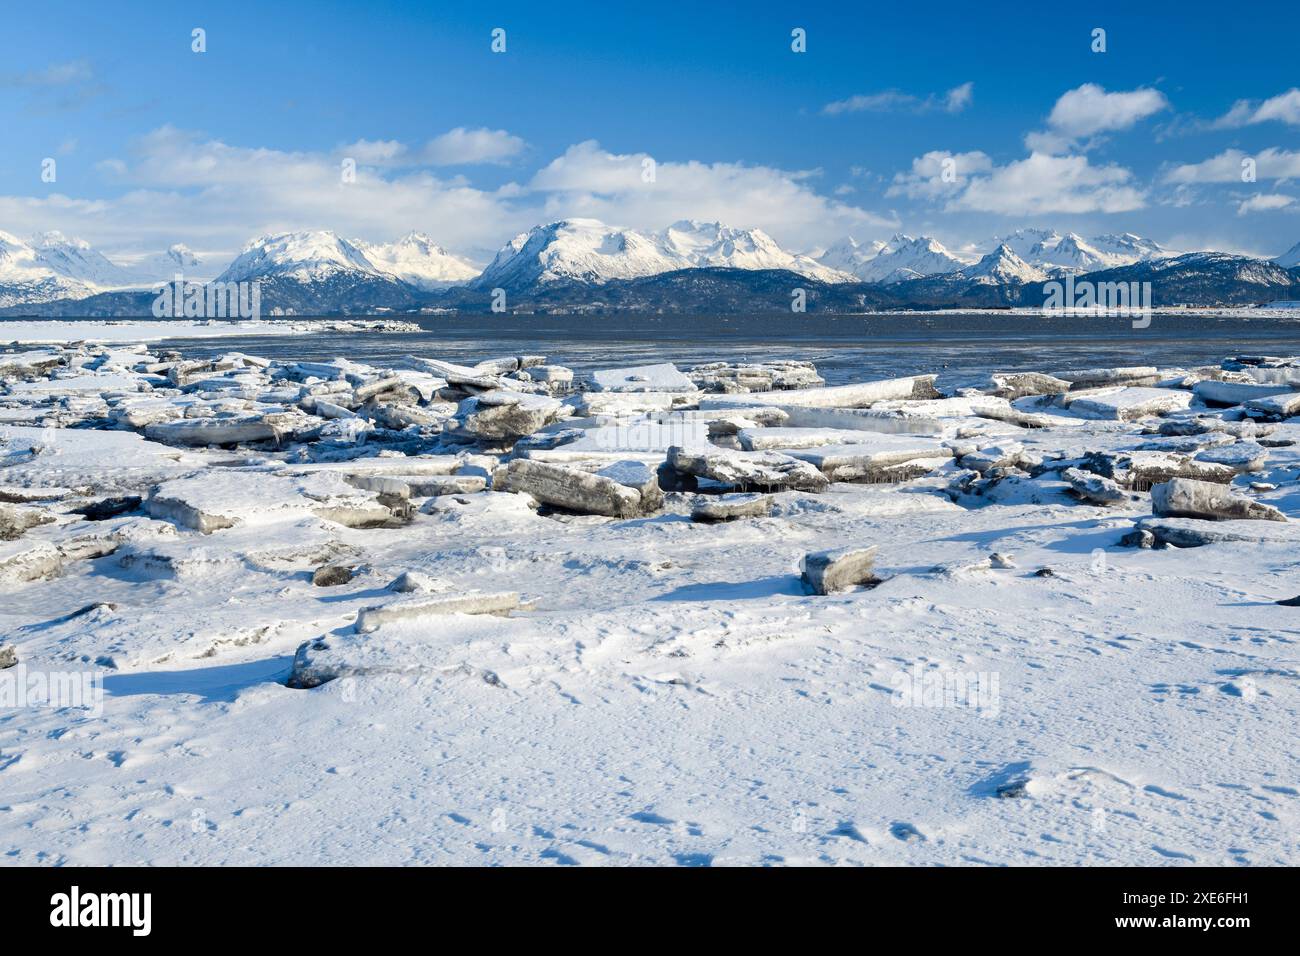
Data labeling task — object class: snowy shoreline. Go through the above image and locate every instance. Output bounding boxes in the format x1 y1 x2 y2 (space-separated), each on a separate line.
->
1 341 1297 865
0 317 420 346
2 306 1299 351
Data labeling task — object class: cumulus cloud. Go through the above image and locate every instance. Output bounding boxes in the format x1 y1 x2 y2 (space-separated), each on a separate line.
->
886 150 993 200
2 126 524 260
822 82 974 116
944 82 974 113
338 127 526 167
1214 88 1300 128
526 140 896 249
1163 147 1300 184
1024 84 1169 154
423 127 526 165
1047 84 1170 138
951 152 1146 215
1237 193 1295 216
0 129 894 262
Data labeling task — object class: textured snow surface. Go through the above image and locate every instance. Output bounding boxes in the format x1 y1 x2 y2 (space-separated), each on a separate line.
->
1 343 1298 866
814 229 1175 282
1 318 418 344
476 218 854 288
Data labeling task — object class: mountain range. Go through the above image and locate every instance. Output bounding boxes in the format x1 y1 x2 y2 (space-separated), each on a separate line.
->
2 220 1298 316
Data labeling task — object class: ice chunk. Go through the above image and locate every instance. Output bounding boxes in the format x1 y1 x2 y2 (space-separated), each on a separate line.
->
690 492 776 523
1151 477 1286 522
667 446 829 492
1054 387 1192 421
1061 467 1127 505
589 363 696 393
700 374 936 410
454 391 562 440
1193 380 1295 407
801 546 879 594
354 592 522 634
502 458 658 518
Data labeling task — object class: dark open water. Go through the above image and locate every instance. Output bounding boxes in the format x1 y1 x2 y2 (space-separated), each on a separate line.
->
13 313 1300 386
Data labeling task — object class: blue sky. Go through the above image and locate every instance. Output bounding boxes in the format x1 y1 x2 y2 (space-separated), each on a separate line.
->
2 0 1298 264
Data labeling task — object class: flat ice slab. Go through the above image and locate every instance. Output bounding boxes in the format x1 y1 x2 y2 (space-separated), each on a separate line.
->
588 363 697 393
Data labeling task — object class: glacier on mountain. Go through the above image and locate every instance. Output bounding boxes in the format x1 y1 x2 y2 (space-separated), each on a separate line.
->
473 218 854 289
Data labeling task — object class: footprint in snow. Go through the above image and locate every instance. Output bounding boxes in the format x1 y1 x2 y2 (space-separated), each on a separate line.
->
1143 784 1188 801
540 847 579 866
890 821 926 844
629 810 674 825
830 821 868 843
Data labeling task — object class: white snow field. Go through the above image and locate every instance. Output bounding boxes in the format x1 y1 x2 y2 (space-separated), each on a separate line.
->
1 318 419 346
0 343 1297 866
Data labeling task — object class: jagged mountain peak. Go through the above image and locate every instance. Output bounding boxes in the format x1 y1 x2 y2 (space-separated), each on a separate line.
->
962 244 1048 285
475 218 853 290
1271 240 1300 268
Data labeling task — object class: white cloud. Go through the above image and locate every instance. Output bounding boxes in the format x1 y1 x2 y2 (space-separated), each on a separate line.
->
338 127 526 167
1237 193 1296 216
886 150 993 200
1163 147 1300 184
1 126 523 261
944 82 974 113
526 140 896 250
1214 88 1300 128
952 152 1146 215
822 82 974 116
1046 84 1169 139
0 129 894 262
339 138 407 165
3 58 103 110
423 127 525 165
6 59 94 87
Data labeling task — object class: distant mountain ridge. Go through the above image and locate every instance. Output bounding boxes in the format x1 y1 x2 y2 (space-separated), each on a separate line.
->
1 219 1297 315
472 218 852 290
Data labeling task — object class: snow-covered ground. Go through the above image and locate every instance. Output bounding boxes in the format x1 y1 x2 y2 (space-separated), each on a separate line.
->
1 341 1297 866
1 318 420 345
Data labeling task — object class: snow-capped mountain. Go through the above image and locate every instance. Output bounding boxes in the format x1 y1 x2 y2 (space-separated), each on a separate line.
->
1273 240 1300 268
982 229 1171 275
38 235 215 287
659 220 849 281
30 231 141 287
473 219 679 289
2 220 1294 314
217 230 481 292
0 232 222 308
474 218 852 290
819 236 890 277
1089 232 1170 261
120 244 209 284
1081 252 1300 306
0 230 96 307
832 234 974 283
956 244 1049 285
216 231 379 284
2 227 480 312
988 228 1061 263
355 232 480 290
209 230 435 314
